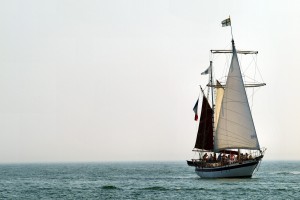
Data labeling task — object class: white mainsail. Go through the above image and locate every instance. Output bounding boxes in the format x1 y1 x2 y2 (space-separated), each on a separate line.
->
214 41 260 151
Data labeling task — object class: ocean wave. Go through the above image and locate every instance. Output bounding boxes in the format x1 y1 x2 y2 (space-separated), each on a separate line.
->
291 171 300 175
101 185 120 190
276 188 288 191
142 186 168 191
140 186 218 192
184 187 217 191
275 171 300 175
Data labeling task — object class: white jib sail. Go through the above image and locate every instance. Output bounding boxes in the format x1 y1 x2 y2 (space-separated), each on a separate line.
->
214 41 260 151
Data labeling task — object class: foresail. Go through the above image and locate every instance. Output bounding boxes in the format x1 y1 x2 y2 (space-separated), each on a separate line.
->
194 96 213 150
214 80 224 134
214 41 260 151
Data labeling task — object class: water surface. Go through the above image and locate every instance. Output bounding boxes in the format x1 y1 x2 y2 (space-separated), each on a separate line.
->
0 161 299 199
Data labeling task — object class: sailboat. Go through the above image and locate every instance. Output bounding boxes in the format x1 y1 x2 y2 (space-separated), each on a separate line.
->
187 18 266 178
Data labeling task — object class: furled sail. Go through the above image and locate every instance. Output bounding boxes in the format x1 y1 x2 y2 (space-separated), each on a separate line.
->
214 80 224 134
194 95 213 150
214 41 260 151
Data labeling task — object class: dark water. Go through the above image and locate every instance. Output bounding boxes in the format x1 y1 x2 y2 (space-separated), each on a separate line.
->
0 161 299 199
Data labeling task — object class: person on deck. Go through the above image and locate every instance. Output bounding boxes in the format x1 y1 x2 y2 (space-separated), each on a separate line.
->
217 153 222 161
202 153 208 161
230 154 235 161
238 153 244 164
209 154 213 161
245 153 249 160
227 155 230 162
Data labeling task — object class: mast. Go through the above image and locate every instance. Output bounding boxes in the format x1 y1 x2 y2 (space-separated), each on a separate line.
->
209 61 214 109
209 61 214 141
229 16 234 41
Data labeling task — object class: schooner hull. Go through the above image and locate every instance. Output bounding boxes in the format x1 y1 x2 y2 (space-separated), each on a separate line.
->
195 160 259 178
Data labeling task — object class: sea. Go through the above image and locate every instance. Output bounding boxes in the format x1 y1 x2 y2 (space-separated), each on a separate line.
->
0 161 299 199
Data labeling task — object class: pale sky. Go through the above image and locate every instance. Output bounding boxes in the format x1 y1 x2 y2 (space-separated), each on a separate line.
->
0 0 299 163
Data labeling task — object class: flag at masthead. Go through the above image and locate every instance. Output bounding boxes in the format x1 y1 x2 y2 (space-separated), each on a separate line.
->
222 16 233 41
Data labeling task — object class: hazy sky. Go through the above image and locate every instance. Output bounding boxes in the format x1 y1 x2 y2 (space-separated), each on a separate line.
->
1 0 300 163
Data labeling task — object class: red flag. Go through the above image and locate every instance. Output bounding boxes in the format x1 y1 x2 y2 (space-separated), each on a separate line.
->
193 99 199 121
194 114 198 121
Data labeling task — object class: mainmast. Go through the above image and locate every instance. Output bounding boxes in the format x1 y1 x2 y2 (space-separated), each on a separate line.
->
214 22 261 151
229 16 234 41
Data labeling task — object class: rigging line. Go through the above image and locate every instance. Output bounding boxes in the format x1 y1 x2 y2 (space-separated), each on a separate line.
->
203 85 210 101
243 54 256 74
251 55 257 110
254 55 265 83
247 86 262 103
254 159 262 175
244 54 264 84
197 85 201 98
239 54 243 72
243 75 262 82
220 53 230 82
211 43 231 83
211 43 231 62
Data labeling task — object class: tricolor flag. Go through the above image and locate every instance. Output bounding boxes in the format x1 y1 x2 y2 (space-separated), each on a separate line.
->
221 18 231 27
201 65 211 75
193 98 199 121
